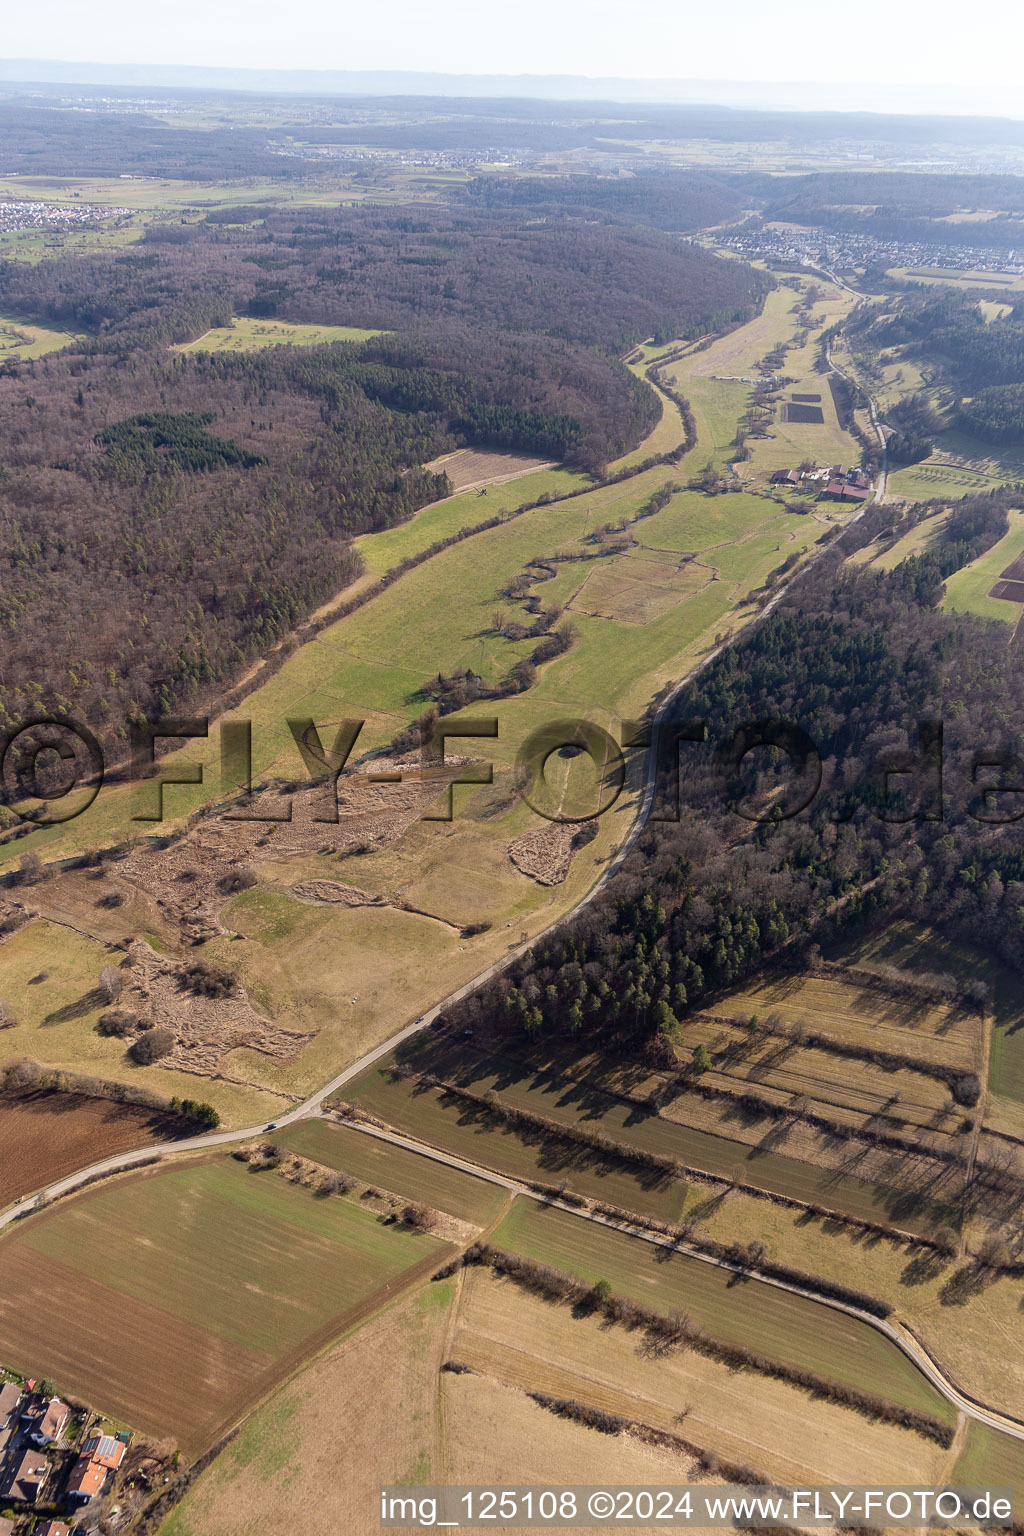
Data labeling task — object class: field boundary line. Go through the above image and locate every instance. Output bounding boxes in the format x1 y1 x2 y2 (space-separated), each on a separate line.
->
330 1111 1024 1445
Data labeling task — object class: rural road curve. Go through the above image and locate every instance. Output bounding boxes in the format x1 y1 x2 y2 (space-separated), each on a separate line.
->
331 1111 1024 1446
0 514 854 1234
0 282 881 1234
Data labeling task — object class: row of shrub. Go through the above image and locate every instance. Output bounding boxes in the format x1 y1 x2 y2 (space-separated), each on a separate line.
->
0 1056 218 1128
452 1244 954 1447
390 1066 685 1181
395 1064 958 1250
700 1002 981 1104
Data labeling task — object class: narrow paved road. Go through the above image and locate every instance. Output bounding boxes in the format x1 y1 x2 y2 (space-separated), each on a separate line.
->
331 1112 1024 1445
0 515 859 1233
816 264 889 503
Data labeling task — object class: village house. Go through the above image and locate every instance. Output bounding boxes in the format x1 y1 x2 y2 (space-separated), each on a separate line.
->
66 1431 126 1506
36 1521 72 1535
820 478 870 503
22 1396 69 1446
0 1445 49 1502
770 468 799 485
0 1516 14 1536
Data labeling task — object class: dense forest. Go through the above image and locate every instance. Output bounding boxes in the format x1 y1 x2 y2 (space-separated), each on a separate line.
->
6 96 1024 179
463 172 745 232
0 172 773 749
0 327 659 742
0 102 295 180
0 205 770 353
450 489 1024 1049
759 170 1024 219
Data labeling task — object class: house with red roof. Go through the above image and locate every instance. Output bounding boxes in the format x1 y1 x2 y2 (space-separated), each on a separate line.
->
66 1431 126 1506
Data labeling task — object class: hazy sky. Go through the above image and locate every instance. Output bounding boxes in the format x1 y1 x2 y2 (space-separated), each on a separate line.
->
5 0 1022 112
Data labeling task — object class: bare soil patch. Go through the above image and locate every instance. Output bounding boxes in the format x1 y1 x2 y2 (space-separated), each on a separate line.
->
290 880 386 908
1000 551 1024 581
782 402 826 424
422 448 556 494
0 1088 177 1206
989 579 1024 603
507 823 578 886
792 393 822 403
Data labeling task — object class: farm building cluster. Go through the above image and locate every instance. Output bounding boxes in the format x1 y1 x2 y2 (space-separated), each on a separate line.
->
0 1377 127 1530
771 463 872 502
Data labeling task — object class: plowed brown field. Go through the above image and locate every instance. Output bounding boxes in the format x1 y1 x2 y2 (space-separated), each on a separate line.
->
0 1089 177 1206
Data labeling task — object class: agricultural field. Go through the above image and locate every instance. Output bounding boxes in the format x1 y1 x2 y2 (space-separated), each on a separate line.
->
828 922 1024 1110
173 317 384 352
680 1012 967 1137
942 508 1024 623
0 1155 452 1453
0 1087 178 1206
343 1042 956 1236
275 1118 508 1225
889 267 1024 293
441 1372 712 1523
423 446 558 493
686 1180 1024 1422
449 1264 948 1488
711 968 979 1074
954 1421 1024 1491
491 1200 954 1424
159 1273 713 1536
160 1281 459 1536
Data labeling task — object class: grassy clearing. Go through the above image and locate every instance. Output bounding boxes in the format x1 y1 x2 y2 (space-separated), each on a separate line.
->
851 508 953 571
491 1200 953 1423
275 1118 507 1224
942 508 1024 622
160 1280 456 1534
0 1155 450 1452
0 312 79 359
173 317 384 352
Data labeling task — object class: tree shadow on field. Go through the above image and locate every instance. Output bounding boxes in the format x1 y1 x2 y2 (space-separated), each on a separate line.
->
42 986 106 1025
939 1263 992 1306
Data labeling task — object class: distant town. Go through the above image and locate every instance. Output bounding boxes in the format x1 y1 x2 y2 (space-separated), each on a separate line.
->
0 199 131 234
720 222 1024 279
